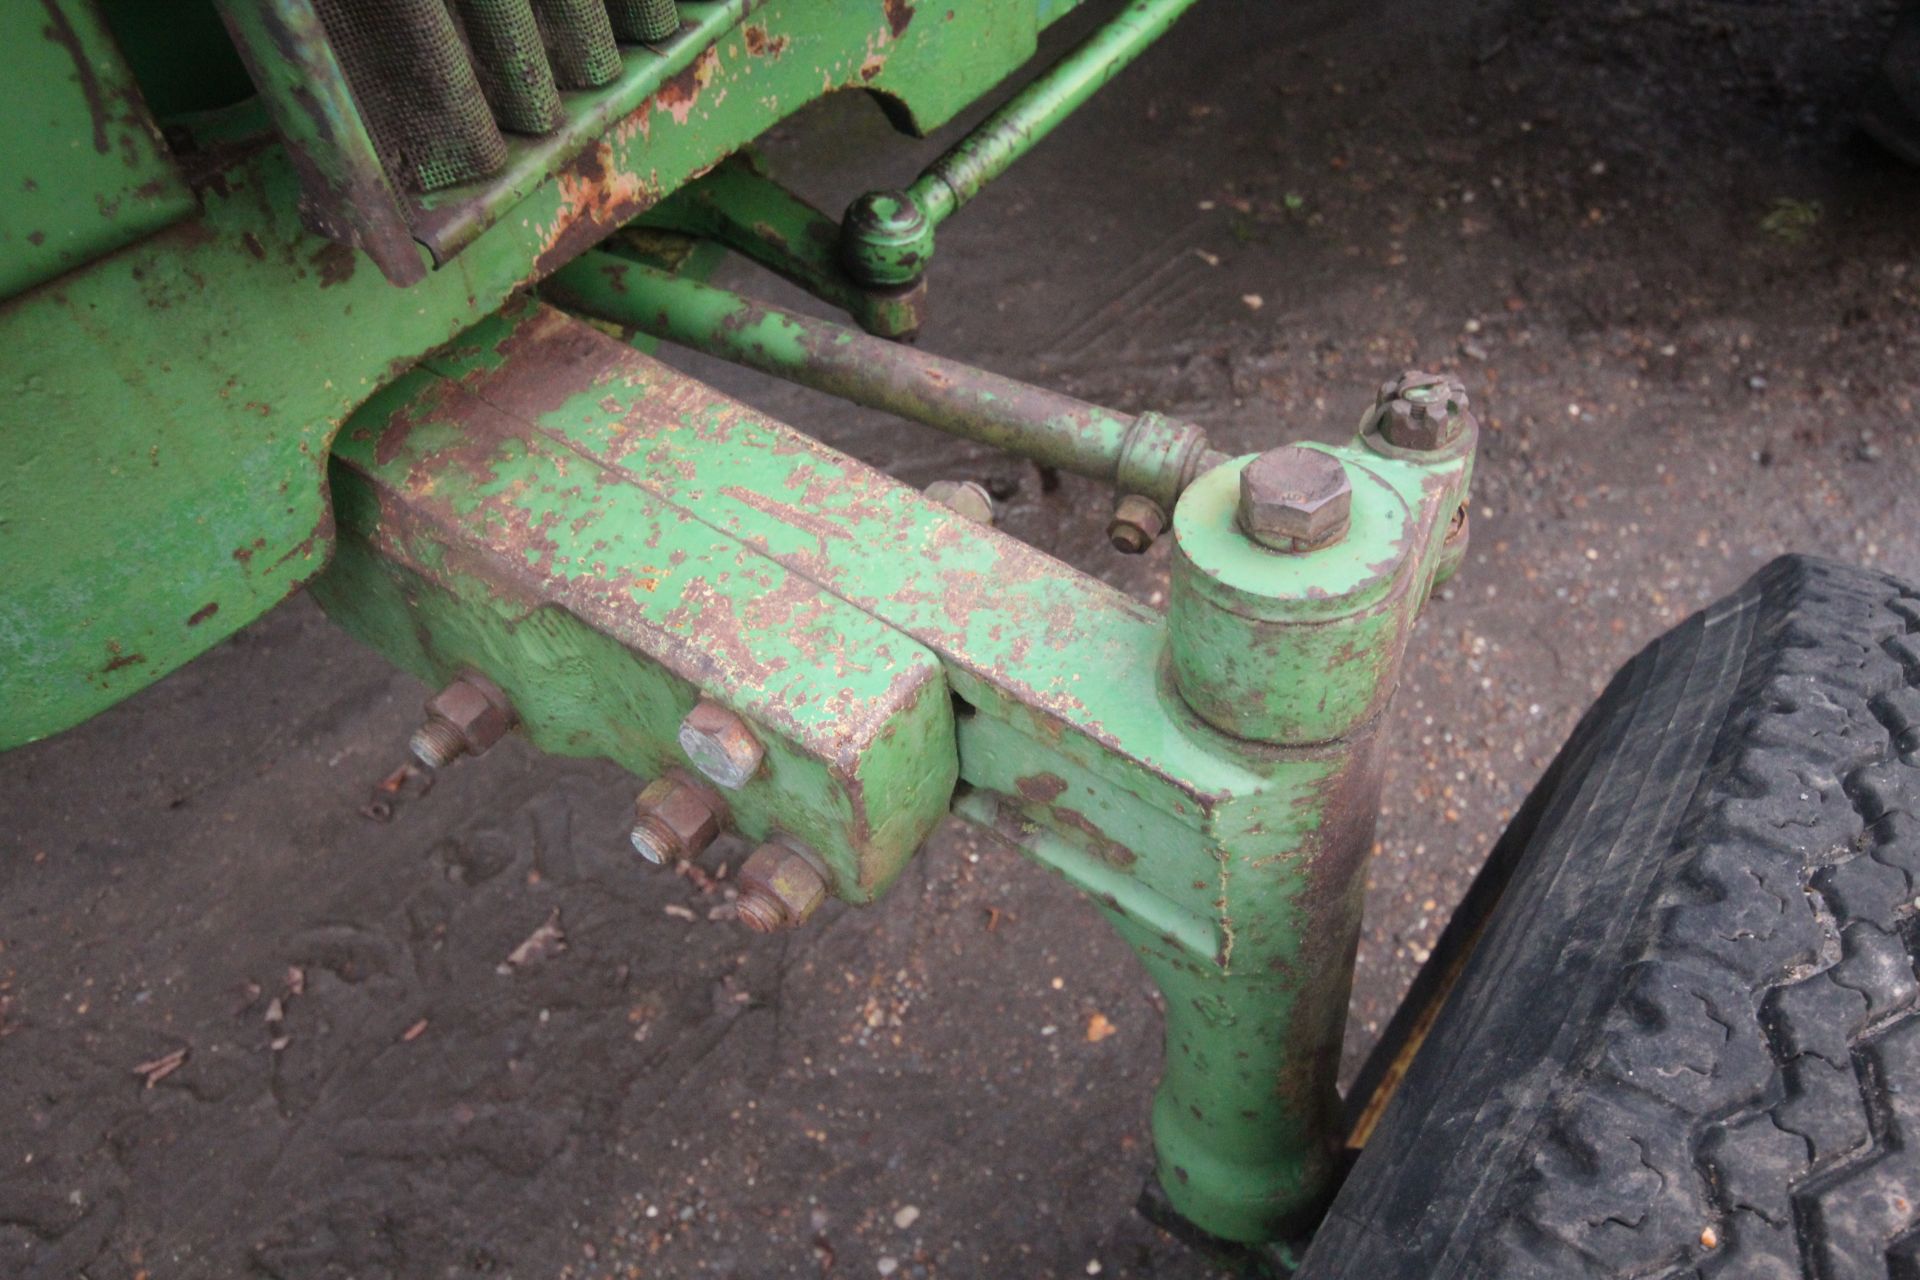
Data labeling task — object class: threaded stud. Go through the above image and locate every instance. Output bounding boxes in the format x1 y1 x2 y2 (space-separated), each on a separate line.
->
734 891 787 933
409 717 468 768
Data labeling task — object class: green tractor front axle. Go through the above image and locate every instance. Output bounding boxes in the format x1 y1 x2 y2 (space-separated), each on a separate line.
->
313 289 1476 1244
1 0 1477 1255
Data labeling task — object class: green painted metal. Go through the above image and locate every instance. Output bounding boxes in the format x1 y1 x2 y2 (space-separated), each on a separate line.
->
842 0 1204 287
314 305 958 899
1172 453 1439 744
312 299 1476 1244
97 1 256 119
839 189 936 291
637 154 925 338
0 0 196 300
592 226 732 354
0 0 1487 1253
0 0 1087 749
213 0 427 283
403 0 1090 269
544 251 1223 509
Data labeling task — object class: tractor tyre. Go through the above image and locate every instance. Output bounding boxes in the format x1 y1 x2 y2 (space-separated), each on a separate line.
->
1300 555 1920 1279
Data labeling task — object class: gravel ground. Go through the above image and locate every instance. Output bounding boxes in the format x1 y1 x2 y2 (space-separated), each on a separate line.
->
3 1 1917 1276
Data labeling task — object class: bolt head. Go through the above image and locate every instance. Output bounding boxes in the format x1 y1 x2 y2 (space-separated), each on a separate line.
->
1106 494 1167 555
736 840 829 932
1237 447 1352 552
924 479 997 526
630 774 724 864
1374 371 1475 451
423 674 514 756
677 700 765 791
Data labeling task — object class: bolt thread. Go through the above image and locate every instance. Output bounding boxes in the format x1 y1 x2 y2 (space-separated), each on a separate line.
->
409 717 467 768
629 819 676 865
734 891 786 933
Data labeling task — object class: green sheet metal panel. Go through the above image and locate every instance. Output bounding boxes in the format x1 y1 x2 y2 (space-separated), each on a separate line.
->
0 0 1071 748
0 0 195 300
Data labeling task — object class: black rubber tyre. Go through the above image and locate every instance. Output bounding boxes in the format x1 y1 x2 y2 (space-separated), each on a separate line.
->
1300 555 1920 1279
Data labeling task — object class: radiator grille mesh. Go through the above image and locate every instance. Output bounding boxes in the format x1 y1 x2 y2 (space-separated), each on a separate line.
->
451 0 566 136
315 0 507 193
607 0 680 43
531 0 623 90
315 0 683 194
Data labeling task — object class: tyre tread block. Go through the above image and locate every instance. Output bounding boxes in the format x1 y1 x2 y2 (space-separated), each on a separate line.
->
1299 558 1920 1280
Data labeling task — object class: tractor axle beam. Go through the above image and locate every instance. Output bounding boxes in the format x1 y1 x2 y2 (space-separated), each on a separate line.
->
314 299 1476 1246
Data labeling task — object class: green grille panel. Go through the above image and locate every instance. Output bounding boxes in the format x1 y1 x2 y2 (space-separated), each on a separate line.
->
607 0 679 43
313 0 679 195
531 0 624 90
313 0 507 192
453 0 566 135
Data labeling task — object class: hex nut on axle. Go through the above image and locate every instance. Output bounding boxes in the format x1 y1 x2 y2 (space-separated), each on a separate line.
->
1237 446 1352 553
924 479 997 527
1373 370 1476 452
1107 494 1167 554
409 673 515 768
735 839 829 933
677 699 765 790
630 773 725 865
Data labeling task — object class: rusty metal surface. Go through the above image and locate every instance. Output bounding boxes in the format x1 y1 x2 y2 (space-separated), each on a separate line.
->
316 314 961 901
412 672 517 766
735 838 830 931
396 300 1241 836
630 772 728 864
1239 446 1354 553
545 250 1219 508
0 0 1087 747
1107 492 1169 554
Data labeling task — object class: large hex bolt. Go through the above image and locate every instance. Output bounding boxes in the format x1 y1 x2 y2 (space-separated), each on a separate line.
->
1372 370 1476 451
735 839 830 932
924 479 997 526
1237 446 1353 553
677 699 766 790
629 772 725 865
409 673 515 768
1107 493 1168 554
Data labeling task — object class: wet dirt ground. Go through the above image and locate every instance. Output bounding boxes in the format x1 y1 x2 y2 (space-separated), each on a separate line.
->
4 1 1919 1276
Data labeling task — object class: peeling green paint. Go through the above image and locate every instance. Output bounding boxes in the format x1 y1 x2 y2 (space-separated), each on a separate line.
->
0 0 1082 748
314 301 1474 1245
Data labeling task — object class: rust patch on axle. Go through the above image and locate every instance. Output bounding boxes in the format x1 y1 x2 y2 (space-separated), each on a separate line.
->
741 24 789 57
535 142 667 280
1015 773 1068 804
1013 774 1136 867
310 241 356 288
101 645 145 674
